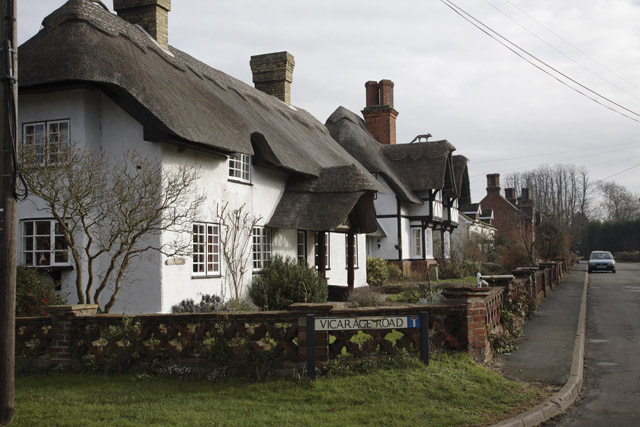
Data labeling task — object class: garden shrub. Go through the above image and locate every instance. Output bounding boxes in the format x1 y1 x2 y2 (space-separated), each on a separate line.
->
248 255 327 310
347 287 387 307
438 260 483 279
16 265 66 317
172 294 222 313
366 257 401 286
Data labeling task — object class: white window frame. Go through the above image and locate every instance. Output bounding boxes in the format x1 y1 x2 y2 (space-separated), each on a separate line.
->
192 223 221 276
22 120 70 166
410 227 423 259
344 234 359 269
425 228 434 258
228 153 251 183
21 219 70 267
252 227 272 271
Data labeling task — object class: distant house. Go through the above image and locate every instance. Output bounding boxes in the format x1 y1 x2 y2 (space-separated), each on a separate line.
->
478 174 539 258
326 80 470 276
452 205 497 257
17 0 380 313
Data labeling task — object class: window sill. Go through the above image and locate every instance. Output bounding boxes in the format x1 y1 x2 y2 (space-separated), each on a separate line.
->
228 178 253 186
191 274 222 280
25 264 74 271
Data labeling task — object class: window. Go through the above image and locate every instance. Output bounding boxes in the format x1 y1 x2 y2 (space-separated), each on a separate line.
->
297 231 307 265
344 234 359 269
228 153 251 182
252 227 272 270
314 232 330 270
425 228 434 258
192 223 220 276
410 227 422 258
21 220 69 267
22 120 69 166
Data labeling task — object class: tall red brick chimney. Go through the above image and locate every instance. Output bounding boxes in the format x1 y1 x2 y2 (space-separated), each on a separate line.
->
114 0 171 50
362 79 399 145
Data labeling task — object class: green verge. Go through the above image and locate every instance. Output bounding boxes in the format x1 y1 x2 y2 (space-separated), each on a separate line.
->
15 353 544 427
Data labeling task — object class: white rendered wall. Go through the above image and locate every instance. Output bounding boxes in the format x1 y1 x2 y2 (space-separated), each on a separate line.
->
19 88 369 313
18 90 164 313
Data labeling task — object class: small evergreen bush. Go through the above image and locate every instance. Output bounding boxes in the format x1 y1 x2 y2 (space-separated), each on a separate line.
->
248 255 327 310
16 266 66 317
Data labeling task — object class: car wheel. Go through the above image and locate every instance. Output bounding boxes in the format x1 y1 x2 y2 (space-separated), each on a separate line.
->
612 269 616 273
588 268 592 273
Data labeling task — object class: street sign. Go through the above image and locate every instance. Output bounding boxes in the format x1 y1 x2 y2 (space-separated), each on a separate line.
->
315 315 421 331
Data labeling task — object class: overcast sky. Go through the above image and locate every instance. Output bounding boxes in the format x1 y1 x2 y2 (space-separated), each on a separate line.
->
18 0 640 203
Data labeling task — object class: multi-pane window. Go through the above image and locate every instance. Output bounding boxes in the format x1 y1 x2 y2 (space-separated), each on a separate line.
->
314 232 330 270
410 227 423 258
192 223 220 276
344 234 359 269
21 220 69 267
228 153 251 182
22 120 70 166
297 231 307 265
252 227 272 270
425 228 434 258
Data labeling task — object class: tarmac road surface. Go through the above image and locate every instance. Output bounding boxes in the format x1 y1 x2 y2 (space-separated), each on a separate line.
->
548 262 640 426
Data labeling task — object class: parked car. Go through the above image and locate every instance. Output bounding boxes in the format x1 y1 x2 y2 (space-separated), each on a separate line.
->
588 251 616 273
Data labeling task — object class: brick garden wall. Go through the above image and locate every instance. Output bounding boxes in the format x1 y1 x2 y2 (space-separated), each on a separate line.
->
16 257 576 371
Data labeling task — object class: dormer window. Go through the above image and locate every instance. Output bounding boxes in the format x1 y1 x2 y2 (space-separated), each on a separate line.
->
228 153 251 183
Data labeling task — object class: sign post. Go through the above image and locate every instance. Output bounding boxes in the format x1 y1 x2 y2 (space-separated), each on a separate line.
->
306 314 315 380
420 311 429 366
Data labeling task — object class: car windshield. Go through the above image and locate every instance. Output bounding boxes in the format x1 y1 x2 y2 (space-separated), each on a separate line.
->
591 252 613 260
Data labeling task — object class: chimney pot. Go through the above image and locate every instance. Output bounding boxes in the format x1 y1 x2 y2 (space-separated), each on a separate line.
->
113 0 171 49
362 79 398 145
378 79 394 107
250 51 295 105
365 81 379 107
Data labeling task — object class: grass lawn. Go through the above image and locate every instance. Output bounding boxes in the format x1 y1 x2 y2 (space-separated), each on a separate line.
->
14 353 545 426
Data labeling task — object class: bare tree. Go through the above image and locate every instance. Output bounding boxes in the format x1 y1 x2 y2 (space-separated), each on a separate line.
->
505 164 592 225
216 203 261 300
21 144 203 312
597 181 640 222
505 164 592 250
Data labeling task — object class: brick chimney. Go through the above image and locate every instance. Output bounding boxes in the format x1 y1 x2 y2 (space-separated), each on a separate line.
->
362 79 399 145
519 188 533 205
250 52 295 105
505 188 517 205
113 0 171 50
486 174 500 194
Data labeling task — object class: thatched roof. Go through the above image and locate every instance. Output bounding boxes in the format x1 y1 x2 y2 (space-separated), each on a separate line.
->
452 155 471 204
326 106 457 202
20 0 380 232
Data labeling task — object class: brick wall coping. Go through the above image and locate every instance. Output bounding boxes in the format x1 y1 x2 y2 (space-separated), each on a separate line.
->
442 287 493 299
45 304 99 314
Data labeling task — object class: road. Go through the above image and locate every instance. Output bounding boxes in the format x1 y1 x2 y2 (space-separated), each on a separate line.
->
549 262 640 426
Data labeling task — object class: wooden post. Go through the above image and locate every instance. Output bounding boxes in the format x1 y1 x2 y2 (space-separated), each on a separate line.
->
347 231 355 295
0 0 18 424
316 231 326 281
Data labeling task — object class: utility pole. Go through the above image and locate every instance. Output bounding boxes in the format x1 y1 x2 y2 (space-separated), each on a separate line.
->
0 0 17 424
